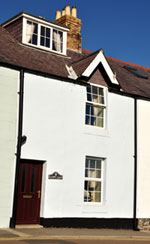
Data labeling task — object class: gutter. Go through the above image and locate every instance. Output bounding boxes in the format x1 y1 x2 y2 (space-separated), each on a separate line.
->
133 98 138 231
10 69 24 228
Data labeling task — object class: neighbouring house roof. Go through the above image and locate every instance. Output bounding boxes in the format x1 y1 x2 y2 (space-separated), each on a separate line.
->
0 24 150 99
107 57 150 98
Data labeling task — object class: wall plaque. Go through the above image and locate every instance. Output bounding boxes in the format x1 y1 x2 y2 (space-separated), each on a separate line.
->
48 172 63 180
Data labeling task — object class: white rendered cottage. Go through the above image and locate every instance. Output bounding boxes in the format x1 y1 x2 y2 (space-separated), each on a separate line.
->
0 5 150 230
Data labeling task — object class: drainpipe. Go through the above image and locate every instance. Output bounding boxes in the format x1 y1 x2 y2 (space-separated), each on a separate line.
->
10 69 24 228
133 98 138 230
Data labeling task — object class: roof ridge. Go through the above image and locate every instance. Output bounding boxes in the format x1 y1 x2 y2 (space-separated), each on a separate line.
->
81 49 150 71
106 56 150 71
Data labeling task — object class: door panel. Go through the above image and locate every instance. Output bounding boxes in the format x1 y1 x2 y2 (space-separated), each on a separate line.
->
16 161 43 224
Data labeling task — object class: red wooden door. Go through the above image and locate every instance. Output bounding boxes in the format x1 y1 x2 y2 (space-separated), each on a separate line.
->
16 161 43 224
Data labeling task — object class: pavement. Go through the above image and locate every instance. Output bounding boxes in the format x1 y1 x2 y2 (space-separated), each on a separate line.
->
1 226 150 241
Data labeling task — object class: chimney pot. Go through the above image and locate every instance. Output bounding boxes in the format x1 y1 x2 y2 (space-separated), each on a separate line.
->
55 10 61 20
62 10 65 16
72 6 77 18
65 5 71 16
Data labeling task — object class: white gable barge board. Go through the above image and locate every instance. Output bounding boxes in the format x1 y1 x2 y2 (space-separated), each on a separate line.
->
21 73 134 220
0 67 19 228
82 50 119 85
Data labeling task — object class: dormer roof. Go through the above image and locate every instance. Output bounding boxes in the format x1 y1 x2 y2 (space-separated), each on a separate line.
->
2 11 69 31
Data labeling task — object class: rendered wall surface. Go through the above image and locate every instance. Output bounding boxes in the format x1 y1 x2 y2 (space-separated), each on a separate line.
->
22 73 134 219
137 100 150 218
0 67 19 227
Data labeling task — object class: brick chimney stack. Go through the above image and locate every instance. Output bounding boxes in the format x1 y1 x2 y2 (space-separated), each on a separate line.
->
55 6 82 53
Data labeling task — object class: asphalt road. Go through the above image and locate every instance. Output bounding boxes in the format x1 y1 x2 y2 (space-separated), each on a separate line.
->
1 239 150 244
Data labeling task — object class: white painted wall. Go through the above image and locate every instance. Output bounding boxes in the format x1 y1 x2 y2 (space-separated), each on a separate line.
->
0 67 19 227
137 100 150 218
22 73 134 219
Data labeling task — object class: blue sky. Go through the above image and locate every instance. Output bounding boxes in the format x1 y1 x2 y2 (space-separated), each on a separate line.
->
0 0 150 67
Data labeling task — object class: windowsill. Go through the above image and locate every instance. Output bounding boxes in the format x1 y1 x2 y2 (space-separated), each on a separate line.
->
84 125 109 137
82 202 107 213
22 41 66 56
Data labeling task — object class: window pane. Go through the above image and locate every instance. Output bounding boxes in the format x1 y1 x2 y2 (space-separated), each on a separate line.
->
85 169 88 177
40 36 44 46
46 38 50 47
92 86 98 95
90 159 95 168
85 115 90 125
84 181 101 202
46 28 50 37
98 88 104 96
92 94 99 103
58 31 63 41
86 104 90 115
98 95 104 104
95 192 101 202
87 86 91 93
95 170 101 178
87 93 92 101
94 106 103 117
33 23 38 34
97 160 101 169
41 26 45 36
32 34 37 45
96 118 103 127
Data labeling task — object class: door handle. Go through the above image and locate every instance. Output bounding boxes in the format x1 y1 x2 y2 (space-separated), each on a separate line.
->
37 190 41 199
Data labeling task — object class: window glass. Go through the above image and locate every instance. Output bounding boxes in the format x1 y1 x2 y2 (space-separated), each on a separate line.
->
84 157 103 203
26 21 38 45
40 26 51 48
52 29 63 53
25 19 64 54
85 85 105 128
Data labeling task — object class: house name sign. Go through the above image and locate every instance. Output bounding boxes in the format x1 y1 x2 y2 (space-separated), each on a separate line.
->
48 171 63 180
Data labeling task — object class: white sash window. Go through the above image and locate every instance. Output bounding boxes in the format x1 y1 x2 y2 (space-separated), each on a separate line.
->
85 85 106 128
84 157 104 203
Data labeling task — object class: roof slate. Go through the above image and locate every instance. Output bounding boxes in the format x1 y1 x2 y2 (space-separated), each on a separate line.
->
107 57 150 98
0 24 150 99
71 50 100 76
0 25 69 78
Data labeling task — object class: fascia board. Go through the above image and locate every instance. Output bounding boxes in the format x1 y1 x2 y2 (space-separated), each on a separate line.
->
82 50 119 85
22 13 69 32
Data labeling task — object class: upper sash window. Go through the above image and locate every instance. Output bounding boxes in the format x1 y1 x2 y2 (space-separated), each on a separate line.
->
85 85 106 128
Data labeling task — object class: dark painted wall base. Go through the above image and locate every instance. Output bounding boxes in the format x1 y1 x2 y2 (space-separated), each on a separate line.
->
40 218 134 229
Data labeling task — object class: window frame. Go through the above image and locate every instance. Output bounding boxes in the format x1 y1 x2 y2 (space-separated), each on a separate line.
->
84 156 104 204
22 17 67 55
85 83 106 129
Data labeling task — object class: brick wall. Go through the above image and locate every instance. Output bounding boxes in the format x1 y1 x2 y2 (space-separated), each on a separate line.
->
5 17 23 42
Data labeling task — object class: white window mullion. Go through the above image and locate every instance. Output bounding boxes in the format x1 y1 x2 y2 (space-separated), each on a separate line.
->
49 28 52 50
37 23 41 47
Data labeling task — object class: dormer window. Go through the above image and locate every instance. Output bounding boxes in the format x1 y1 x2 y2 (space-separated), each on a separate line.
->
23 16 67 55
